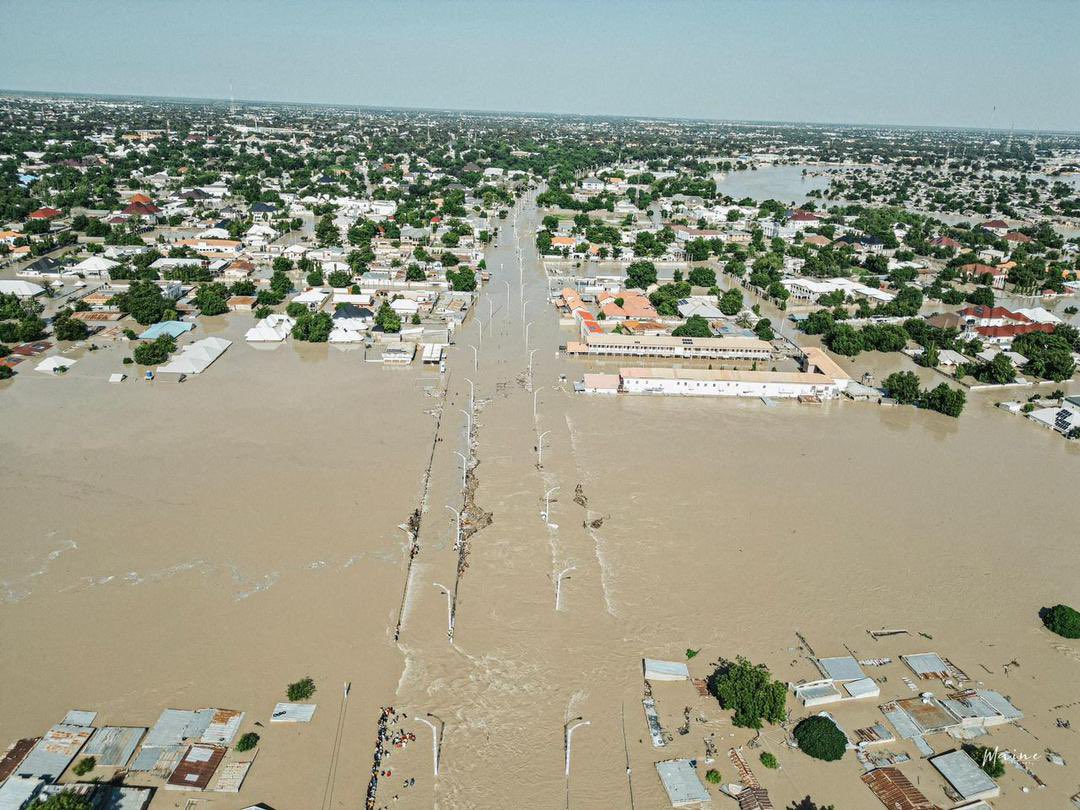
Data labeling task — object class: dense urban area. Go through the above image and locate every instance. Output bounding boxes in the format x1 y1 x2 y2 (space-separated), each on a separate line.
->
2 93 1080 810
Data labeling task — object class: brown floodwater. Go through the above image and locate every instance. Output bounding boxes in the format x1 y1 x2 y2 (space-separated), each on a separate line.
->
2 194 1080 810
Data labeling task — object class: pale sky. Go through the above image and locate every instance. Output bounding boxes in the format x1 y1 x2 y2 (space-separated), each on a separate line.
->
3 0 1079 131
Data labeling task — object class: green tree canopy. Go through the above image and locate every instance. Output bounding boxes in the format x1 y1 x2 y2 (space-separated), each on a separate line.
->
793 715 846 761
707 657 787 729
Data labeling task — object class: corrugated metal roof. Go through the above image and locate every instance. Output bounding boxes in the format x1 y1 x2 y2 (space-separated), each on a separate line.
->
902 653 949 679
930 750 999 800
644 659 690 681
0 776 46 810
144 709 214 747
200 709 244 745
128 744 183 776
0 738 38 783
213 759 253 792
61 710 98 727
17 724 93 781
165 744 225 791
978 690 1022 721
655 759 710 807
270 703 317 723
84 727 146 767
817 656 865 682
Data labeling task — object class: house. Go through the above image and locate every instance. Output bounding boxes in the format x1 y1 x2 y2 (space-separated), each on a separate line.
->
332 303 373 330
978 219 1009 236
291 289 329 312
73 256 121 278
580 177 604 194
930 235 961 251
0 279 45 298
1003 231 1033 245
227 295 256 312
958 262 1007 289
28 207 62 220
245 314 294 342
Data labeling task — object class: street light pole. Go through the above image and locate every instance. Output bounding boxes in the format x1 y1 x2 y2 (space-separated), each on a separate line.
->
414 714 443 777
543 486 559 522
433 582 453 642
469 344 478 372
565 718 589 777
524 320 533 347
537 430 551 468
454 451 467 491
445 506 461 551
477 318 482 345
504 280 510 313
555 565 575 611
533 385 544 421
464 378 474 413
459 409 471 444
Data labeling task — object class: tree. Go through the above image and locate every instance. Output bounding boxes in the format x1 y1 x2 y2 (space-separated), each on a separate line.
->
625 261 657 290
966 286 995 308
405 264 426 282
707 657 787 729
72 756 96 776
688 266 716 287
672 315 711 338
975 352 1015 385
306 269 324 287
53 311 89 341
705 769 721 784
824 324 863 356
883 371 921 404
114 280 168 325
292 311 333 342
920 382 966 417
963 744 1005 778
32 794 92 810
375 302 401 333
236 732 260 752
447 267 477 292
327 269 352 288
133 334 176 365
316 213 339 246
754 318 775 341
287 676 316 701
760 752 778 769
718 288 743 316
195 283 229 316
1041 604 1080 639
793 715 846 761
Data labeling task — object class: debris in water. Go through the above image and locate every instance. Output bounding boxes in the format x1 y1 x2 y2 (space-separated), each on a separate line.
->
573 483 588 508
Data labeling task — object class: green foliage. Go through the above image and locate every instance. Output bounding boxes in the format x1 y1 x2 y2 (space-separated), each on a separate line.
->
718 288 743 316
405 263 426 282
236 732 260 752
447 267 476 292
760 752 778 769
672 315 711 338
72 756 95 776
113 280 168 325
707 657 787 729
883 371 921 404
705 768 721 784
316 213 339 246
133 334 176 365
32 793 93 810
793 715 846 761
824 323 862 356
0 365 13 380
291 311 333 342
53 311 89 341
963 743 1005 778
920 382 966 417
287 676 316 701
688 266 716 287
685 648 700 660
625 261 657 290
754 318 775 341
1041 604 1080 639
1012 329 1077 382
327 269 352 288
195 283 229 316
375 302 401 333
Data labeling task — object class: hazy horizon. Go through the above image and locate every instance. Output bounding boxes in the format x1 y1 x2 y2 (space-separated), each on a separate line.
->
3 0 1079 132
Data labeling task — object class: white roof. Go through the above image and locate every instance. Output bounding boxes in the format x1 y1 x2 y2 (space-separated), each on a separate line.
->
817 656 865 682
73 256 120 273
644 659 690 681
655 759 710 806
35 356 77 373
292 289 329 305
245 314 294 342
0 279 45 297
270 702 317 723
328 326 366 343
157 336 231 374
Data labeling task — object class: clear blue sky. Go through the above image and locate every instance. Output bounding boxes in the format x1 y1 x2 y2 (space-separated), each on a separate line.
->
4 0 1078 132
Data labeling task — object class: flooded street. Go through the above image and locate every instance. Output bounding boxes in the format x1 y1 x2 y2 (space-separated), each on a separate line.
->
3 192 1080 809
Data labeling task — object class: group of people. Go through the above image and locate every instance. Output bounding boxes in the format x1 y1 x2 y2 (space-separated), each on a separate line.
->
366 706 418 809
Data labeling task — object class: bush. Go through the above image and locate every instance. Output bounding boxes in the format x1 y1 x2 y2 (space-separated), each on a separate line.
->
705 768 721 784
33 794 92 810
72 756 95 775
793 715 846 761
760 752 778 769
236 732 260 752
707 657 787 729
0 365 12 380
133 335 176 365
1041 604 1080 639
963 743 1005 778
287 676 316 701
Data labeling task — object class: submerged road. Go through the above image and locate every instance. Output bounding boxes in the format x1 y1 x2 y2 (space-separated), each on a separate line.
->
377 191 638 809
